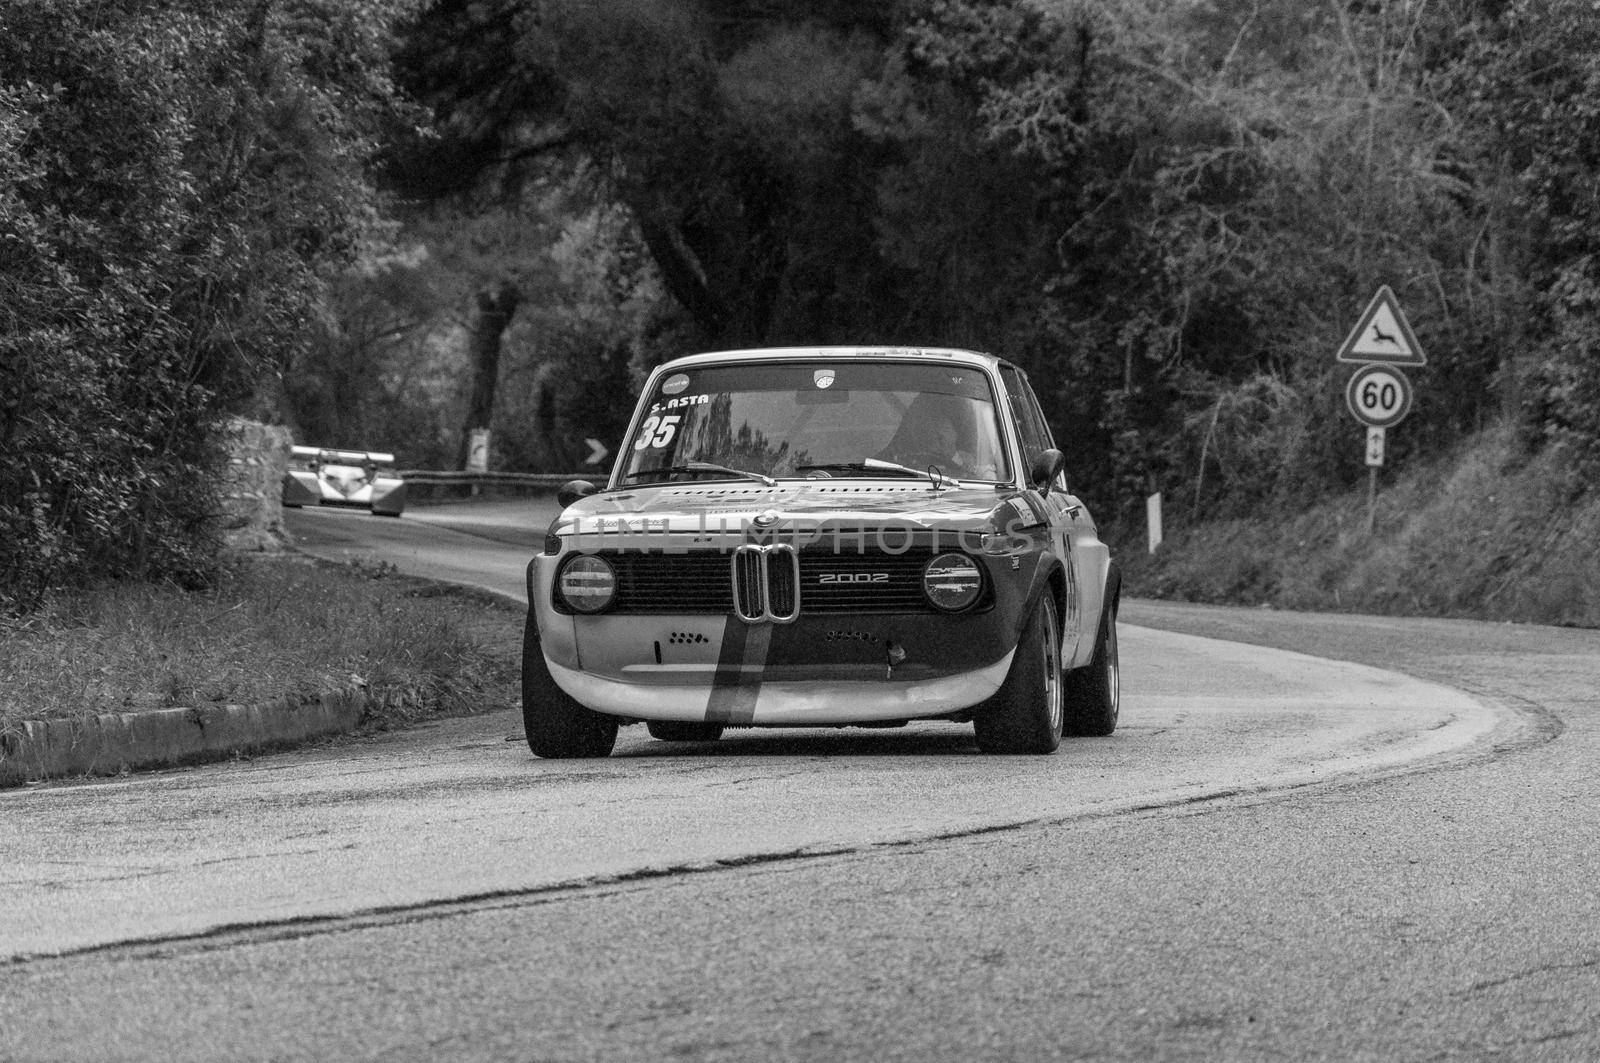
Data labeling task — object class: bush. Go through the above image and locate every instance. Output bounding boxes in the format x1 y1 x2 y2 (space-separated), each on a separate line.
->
0 0 410 613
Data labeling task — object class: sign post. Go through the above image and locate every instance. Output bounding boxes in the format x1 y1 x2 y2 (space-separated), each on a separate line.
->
466 428 490 473
1345 363 1414 429
1365 426 1386 467
1337 286 1427 367
1364 427 1385 533
1338 287 1424 533
466 427 491 497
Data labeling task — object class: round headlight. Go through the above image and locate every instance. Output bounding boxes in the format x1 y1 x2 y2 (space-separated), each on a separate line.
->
923 552 983 612
557 555 616 613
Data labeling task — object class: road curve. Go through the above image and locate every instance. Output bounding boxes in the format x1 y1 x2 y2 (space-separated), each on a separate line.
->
0 502 1506 961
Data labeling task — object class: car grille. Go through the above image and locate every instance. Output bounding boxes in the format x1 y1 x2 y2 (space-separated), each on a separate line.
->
800 550 931 613
609 551 730 612
733 548 765 619
593 547 966 617
732 544 800 622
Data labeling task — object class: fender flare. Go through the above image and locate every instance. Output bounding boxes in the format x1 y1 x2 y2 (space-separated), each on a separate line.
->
1018 553 1068 640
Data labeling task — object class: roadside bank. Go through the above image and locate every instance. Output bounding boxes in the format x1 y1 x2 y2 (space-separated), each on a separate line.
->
1119 423 1599 628
0 556 522 788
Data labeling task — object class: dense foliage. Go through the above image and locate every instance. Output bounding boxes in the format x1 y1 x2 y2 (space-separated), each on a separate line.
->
337 0 1600 525
1437 2 1600 465
0 0 413 610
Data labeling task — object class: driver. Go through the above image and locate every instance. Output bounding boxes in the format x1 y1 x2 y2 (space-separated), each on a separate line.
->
881 394 979 477
931 415 978 475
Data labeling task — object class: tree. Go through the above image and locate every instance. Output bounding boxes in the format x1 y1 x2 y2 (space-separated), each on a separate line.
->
386 0 570 467
1428 0 1600 467
887 0 1527 518
372 0 1599 515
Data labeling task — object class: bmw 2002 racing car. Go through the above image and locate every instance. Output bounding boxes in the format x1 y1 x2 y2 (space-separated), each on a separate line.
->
522 346 1119 757
281 446 406 517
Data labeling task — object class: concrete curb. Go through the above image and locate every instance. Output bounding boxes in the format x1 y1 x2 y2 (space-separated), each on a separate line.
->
0 690 369 789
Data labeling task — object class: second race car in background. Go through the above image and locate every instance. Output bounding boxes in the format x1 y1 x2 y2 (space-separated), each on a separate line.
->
282 446 406 517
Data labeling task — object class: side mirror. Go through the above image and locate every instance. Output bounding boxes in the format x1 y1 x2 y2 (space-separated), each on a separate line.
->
557 479 598 509
1029 449 1065 495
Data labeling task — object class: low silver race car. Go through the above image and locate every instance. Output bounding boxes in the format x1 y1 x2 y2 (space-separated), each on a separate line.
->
523 346 1119 757
281 446 406 517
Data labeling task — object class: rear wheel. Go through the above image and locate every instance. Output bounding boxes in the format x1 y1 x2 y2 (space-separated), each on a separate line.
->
521 616 618 758
1062 592 1119 737
646 721 726 743
974 594 1063 754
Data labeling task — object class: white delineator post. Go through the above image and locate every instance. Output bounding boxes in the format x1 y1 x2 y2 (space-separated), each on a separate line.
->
1147 492 1163 554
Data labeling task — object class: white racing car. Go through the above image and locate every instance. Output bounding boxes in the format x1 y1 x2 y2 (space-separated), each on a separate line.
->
281 446 406 517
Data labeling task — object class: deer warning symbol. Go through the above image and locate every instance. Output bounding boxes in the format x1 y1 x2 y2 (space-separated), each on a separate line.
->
1337 286 1426 365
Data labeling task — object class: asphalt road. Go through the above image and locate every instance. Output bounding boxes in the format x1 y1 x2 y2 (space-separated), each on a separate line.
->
1 501 1594 1062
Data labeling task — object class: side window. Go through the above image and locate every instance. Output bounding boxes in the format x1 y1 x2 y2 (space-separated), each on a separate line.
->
1023 382 1068 491
1000 365 1049 456
1000 366 1067 490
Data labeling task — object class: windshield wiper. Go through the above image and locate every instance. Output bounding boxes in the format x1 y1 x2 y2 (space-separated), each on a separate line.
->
623 461 776 487
797 461 916 477
797 459 962 489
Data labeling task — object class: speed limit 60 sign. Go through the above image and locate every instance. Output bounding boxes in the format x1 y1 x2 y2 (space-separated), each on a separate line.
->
1345 364 1413 428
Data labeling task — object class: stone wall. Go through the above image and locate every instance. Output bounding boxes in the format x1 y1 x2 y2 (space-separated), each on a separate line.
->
219 417 293 551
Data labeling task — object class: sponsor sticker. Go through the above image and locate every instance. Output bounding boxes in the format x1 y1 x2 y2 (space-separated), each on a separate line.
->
814 369 835 389
662 373 690 395
650 393 711 413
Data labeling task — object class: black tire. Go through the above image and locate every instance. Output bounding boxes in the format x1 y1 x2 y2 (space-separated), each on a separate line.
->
1063 590 1119 737
646 720 726 743
974 593 1064 754
521 614 618 758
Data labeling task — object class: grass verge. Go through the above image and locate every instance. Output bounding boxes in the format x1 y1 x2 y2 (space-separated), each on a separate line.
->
1118 422 1599 627
0 555 522 732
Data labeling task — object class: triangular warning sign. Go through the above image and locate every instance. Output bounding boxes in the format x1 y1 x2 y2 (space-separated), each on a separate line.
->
1336 286 1426 365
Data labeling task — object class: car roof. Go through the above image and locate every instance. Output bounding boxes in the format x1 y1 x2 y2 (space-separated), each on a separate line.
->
654 346 1005 372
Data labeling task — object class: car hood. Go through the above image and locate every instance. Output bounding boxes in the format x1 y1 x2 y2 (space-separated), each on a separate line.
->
555 480 1031 540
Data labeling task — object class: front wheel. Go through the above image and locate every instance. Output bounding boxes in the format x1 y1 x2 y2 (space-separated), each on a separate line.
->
1062 594 1119 736
521 616 618 758
974 594 1063 754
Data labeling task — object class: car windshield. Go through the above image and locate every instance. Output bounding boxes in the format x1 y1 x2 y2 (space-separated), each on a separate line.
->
618 361 1011 485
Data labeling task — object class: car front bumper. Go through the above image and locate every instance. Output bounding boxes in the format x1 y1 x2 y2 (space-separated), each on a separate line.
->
544 650 1014 725
282 469 406 516
530 550 1032 725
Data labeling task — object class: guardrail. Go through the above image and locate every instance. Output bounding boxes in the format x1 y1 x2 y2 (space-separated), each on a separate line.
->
398 470 594 489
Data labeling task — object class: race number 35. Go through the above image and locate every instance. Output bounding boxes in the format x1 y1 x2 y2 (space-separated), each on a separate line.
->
632 414 682 450
1345 364 1413 429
